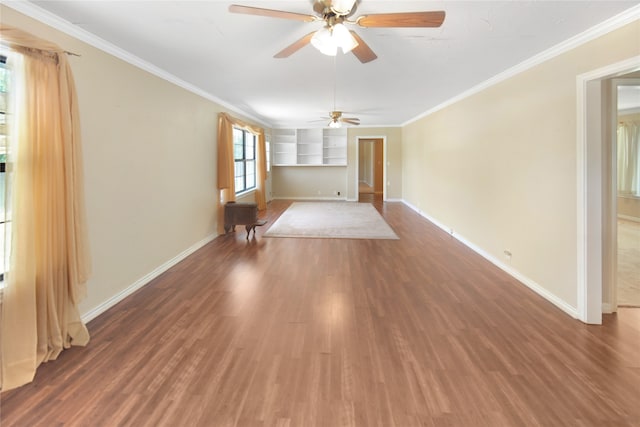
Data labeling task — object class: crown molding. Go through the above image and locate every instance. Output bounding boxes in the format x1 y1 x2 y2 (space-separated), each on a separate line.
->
404 4 640 127
1 0 271 128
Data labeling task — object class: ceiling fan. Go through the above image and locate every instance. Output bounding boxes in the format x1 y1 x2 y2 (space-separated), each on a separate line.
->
229 0 446 63
324 111 360 128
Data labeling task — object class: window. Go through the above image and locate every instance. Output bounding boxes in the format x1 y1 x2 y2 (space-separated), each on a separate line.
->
617 120 640 198
266 138 271 173
0 53 9 283
233 127 256 194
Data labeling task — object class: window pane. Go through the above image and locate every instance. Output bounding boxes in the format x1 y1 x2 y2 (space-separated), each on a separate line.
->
246 160 255 189
235 177 245 192
234 143 244 160
246 134 255 160
233 128 243 145
235 160 244 178
233 129 257 194
233 128 244 160
266 141 271 172
246 174 255 189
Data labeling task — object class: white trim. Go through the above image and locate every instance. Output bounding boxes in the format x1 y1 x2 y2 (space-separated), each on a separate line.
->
271 196 348 201
576 56 640 324
402 200 579 319
576 76 589 323
81 233 216 323
2 1 270 129
602 302 614 314
404 5 640 127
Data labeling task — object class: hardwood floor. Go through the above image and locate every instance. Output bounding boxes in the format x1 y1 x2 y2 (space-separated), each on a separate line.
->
2 200 640 426
358 181 374 194
618 218 640 306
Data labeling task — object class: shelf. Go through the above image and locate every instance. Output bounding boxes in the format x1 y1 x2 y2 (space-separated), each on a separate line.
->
272 127 346 166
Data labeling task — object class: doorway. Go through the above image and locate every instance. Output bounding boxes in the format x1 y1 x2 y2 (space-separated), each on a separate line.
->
358 138 384 202
614 80 640 308
578 57 640 324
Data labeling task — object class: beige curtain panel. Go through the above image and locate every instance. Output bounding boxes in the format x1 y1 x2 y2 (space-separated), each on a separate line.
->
0 26 91 391
216 112 267 234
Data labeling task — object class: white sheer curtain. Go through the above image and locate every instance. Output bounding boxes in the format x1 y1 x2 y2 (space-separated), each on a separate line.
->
617 120 640 197
0 26 91 391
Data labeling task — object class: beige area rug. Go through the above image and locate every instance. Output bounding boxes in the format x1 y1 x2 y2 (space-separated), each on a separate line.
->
618 219 640 307
264 202 399 240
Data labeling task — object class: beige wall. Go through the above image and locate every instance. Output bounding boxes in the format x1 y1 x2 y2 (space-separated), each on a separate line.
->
270 127 403 201
271 166 347 199
402 21 640 309
0 6 262 318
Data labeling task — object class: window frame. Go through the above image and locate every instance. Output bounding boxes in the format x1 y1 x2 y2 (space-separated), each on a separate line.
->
233 127 257 195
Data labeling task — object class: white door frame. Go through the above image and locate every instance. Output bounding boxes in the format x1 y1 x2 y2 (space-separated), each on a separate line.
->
355 136 387 201
607 77 640 313
576 55 640 324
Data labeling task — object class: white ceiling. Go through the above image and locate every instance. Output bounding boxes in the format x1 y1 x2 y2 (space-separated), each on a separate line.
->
12 1 640 128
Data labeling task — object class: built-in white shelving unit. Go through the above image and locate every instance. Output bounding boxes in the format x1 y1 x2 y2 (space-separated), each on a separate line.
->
296 129 323 165
272 128 297 166
272 127 347 166
323 128 347 165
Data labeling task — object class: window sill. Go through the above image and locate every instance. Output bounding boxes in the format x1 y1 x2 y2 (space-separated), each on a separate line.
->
235 188 256 199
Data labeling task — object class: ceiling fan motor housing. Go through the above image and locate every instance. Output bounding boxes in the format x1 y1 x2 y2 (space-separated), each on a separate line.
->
314 0 357 17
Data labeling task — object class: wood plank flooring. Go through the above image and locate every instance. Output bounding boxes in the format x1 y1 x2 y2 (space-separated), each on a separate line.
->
618 218 640 306
2 199 639 426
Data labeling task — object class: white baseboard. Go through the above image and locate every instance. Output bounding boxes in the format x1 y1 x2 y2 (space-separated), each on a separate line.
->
402 200 579 319
385 198 403 202
272 196 348 201
602 302 615 313
81 233 217 323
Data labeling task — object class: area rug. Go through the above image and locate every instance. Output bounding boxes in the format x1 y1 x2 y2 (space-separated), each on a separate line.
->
264 202 399 240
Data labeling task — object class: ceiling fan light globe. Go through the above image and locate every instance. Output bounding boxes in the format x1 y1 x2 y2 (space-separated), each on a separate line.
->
311 27 338 56
332 23 359 53
329 120 342 128
330 0 356 15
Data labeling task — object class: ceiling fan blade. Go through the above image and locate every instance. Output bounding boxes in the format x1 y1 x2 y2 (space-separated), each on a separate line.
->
342 119 360 125
356 11 445 28
350 31 377 63
274 32 315 58
229 5 317 22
